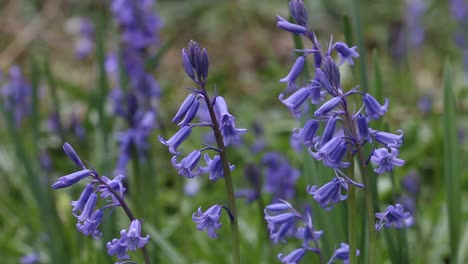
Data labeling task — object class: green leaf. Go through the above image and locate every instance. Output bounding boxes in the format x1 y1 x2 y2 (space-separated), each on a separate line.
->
442 61 461 262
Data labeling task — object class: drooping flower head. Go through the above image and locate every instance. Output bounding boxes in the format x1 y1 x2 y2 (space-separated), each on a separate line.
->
192 204 222 238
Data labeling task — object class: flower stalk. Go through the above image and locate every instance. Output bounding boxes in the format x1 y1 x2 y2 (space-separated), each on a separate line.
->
199 82 241 264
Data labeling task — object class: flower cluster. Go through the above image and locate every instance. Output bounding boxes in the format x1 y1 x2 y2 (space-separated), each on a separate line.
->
51 143 149 262
106 0 162 175
236 152 301 204
266 0 411 262
159 40 246 238
0 66 32 126
265 200 358 264
277 0 408 214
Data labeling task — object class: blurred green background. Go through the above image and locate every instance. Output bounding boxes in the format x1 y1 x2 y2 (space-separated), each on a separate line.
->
0 0 467 263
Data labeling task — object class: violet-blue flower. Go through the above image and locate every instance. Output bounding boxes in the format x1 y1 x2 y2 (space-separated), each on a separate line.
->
278 247 306 264
279 87 311 117
158 125 192 155
371 129 404 148
289 0 308 27
71 183 94 216
192 204 222 238
292 119 320 147
51 169 91 189
327 243 360 264
307 177 348 210
280 55 306 90
309 137 350 169
263 152 300 201
362 93 389 120
370 148 405 175
199 153 235 181
171 150 202 178
276 16 308 35
264 201 299 243
375 204 411 231
214 96 247 146
314 96 341 117
332 42 359 65
76 209 103 239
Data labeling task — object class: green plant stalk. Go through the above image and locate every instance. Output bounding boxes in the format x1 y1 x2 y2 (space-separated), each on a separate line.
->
200 83 240 264
352 0 368 93
357 151 376 263
442 61 461 262
342 103 376 264
347 154 357 264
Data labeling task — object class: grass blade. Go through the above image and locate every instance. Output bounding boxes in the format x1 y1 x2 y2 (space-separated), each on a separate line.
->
442 61 461 262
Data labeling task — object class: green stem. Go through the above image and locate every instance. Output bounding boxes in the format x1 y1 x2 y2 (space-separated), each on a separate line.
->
342 100 376 264
347 156 357 264
200 83 240 264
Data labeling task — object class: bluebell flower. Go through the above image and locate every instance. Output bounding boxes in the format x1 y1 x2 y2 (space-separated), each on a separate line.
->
418 94 433 114
314 97 341 117
75 193 98 222
375 204 411 231
171 150 202 178
321 56 341 95
371 129 404 148
264 201 299 243
213 96 247 146
276 16 308 35
76 209 104 239
71 183 94 216
292 119 320 147
309 137 350 169
111 0 162 49
20 253 40 264
107 238 130 260
332 42 359 65
0 66 32 126
278 248 306 264
401 170 420 196
356 114 372 143
279 87 311 117
158 125 192 155
370 148 405 175
172 93 200 126
307 177 348 210
263 152 300 201
108 220 150 257
295 213 324 247
288 0 308 27
182 40 209 82
405 0 426 47
318 116 338 147
192 204 222 238
199 153 235 181
327 243 360 264
51 169 91 189
98 175 126 204
63 141 86 169
280 55 306 90
72 17 95 59
362 93 389 120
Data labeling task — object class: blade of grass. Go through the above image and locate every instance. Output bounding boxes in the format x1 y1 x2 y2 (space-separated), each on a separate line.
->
442 61 461 262
351 0 368 93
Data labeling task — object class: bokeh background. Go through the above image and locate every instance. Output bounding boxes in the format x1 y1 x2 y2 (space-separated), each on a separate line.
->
0 0 467 263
